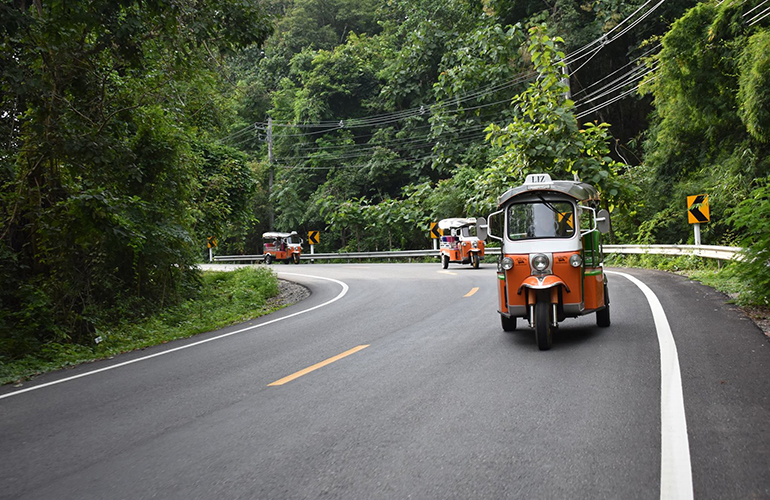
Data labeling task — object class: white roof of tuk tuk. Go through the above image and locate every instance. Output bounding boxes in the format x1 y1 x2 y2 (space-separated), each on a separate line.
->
262 231 297 239
438 218 477 229
498 179 600 207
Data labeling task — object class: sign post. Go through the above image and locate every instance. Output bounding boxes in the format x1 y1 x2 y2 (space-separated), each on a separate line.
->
687 194 710 245
308 231 320 263
207 237 218 262
430 222 441 250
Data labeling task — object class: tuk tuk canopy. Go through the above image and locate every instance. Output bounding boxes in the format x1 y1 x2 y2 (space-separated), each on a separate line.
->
498 179 599 208
262 231 297 240
438 218 477 230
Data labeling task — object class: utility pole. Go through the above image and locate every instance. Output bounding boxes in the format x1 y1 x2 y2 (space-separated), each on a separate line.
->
267 116 274 230
561 63 571 100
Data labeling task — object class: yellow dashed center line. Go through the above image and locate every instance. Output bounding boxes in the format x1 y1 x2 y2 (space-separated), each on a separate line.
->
464 287 479 297
268 345 369 386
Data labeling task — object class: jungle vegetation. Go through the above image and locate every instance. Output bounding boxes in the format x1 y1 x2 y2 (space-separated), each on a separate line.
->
1 0 768 365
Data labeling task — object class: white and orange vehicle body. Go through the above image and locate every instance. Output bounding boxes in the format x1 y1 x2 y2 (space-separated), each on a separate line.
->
262 231 302 265
438 218 485 269
479 173 611 350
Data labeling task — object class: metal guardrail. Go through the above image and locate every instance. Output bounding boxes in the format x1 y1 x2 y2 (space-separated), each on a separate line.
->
603 244 743 261
213 249 441 262
212 244 744 263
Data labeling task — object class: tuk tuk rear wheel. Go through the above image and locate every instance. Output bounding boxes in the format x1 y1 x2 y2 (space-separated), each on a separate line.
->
501 315 517 331
471 253 480 269
535 301 553 351
596 304 610 327
441 254 449 269
596 283 610 327
264 254 273 265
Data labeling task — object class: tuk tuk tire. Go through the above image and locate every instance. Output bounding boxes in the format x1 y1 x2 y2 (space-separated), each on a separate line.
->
264 254 273 265
442 254 449 269
501 315 517 331
535 301 553 350
596 283 610 327
293 253 300 264
596 304 611 327
471 254 480 269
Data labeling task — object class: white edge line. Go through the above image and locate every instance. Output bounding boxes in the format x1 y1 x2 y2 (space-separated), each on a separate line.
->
0 272 349 401
606 270 693 500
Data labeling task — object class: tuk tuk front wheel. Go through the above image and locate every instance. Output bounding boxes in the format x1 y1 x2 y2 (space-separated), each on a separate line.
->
264 254 273 265
441 254 449 269
501 315 517 331
471 253 480 269
293 253 300 264
534 301 553 350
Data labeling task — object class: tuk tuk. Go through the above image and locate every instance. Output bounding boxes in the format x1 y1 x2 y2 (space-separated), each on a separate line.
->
478 173 611 350
438 218 485 269
262 231 302 264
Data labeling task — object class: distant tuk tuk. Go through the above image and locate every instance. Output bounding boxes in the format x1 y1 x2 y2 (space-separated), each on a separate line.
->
262 231 302 264
438 218 485 269
478 173 611 350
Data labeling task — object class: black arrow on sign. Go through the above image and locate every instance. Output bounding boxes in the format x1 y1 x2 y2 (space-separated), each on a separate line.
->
689 194 708 223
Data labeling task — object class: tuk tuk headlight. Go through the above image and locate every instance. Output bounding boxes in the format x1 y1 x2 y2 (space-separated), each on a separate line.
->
569 254 583 268
532 254 550 273
501 257 514 270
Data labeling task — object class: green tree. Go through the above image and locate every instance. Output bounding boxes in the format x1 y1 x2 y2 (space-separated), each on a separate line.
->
639 1 770 244
477 25 629 214
0 1 272 357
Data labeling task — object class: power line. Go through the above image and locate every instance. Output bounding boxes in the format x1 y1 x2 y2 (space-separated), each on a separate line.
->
574 63 657 110
275 128 490 165
219 0 673 172
571 43 661 98
221 0 665 143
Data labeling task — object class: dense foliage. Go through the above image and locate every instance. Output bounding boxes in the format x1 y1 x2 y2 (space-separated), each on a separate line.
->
2 0 769 364
0 1 272 358
218 0 694 252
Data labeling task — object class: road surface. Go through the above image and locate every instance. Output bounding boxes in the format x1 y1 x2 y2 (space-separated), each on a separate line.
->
1 264 768 499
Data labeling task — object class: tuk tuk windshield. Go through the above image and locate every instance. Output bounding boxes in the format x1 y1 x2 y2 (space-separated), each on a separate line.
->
507 200 575 240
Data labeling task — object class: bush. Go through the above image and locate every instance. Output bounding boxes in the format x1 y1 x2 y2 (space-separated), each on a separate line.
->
1 267 280 384
728 176 770 306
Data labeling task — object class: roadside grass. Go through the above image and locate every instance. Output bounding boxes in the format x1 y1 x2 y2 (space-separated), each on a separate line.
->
0 267 281 385
605 252 743 297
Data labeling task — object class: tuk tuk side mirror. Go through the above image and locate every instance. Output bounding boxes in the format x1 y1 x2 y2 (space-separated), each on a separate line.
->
596 209 611 234
483 210 504 242
476 217 488 241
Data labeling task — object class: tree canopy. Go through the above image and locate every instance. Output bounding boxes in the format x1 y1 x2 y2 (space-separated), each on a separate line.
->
2 0 769 360
0 0 272 356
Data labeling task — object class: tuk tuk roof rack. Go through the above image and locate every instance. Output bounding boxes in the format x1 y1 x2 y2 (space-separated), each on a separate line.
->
438 218 477 229
498 177 600 207
262 231 298 239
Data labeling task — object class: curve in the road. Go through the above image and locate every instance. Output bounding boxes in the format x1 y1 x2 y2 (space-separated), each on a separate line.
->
608 270 693 500
0 272 349 401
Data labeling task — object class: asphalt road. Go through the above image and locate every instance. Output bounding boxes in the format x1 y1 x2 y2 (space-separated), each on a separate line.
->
1 264 768 499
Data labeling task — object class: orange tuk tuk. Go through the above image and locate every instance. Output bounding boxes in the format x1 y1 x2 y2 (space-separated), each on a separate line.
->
262 231 302 264
438 218 485 269
478 173 611 350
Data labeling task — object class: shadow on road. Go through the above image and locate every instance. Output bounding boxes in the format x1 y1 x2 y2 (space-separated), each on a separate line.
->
501 324 603 350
